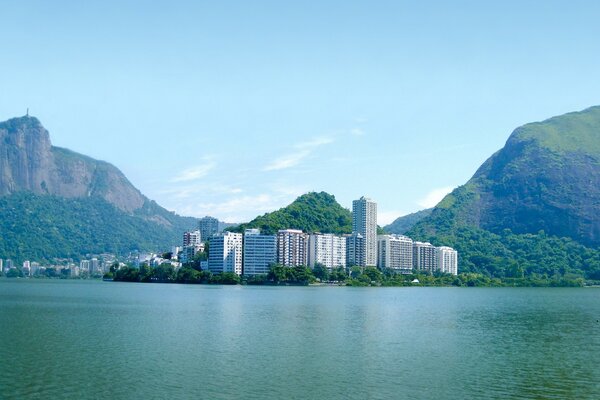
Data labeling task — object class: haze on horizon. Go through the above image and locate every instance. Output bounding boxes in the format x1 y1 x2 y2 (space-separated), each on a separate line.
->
2 0 600 225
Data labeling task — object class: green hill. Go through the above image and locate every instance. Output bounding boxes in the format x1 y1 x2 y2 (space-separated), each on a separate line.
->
0 116 197 263
230 192 352 235
384 208 432 234
408 106 600 280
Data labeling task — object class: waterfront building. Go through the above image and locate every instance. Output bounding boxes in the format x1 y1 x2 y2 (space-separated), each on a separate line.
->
308 233 346 269
80 260 90 274
180 242 205 264
5 259 14 270
198 216 220 242
90 258 101 275
243 229 277 276
22 261 31 276
352 196 378 267
208 232 243 275
31 262 40 275
436 246 458 275
277 229 308 267
0 259 3 273
413 241 437 273
377 234 413 273
346 232 366 268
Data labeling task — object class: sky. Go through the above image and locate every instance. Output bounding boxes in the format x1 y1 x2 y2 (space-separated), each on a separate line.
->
2 0 600 225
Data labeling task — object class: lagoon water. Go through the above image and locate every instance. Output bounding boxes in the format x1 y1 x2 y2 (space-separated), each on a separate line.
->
1 280 599 399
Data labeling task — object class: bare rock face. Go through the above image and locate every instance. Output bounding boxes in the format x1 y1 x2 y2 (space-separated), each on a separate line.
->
0 116 145 213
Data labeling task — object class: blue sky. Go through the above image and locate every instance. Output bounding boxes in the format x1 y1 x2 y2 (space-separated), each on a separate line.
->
2 0 600 224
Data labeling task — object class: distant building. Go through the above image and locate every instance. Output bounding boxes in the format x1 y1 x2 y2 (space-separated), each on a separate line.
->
352 196 378 267
209 232 243 275
5 259 14 270
243 229 277 276
436 246 458 275
80 260 90 274
308 233 346 269
0 259 3 273
183 230 202 247
377 234 413 273
346 232 366 268
277 229 308 267
90 258 101 275
180 243 205 264
31 262 40 276
198 216 220 242
413 241 437 273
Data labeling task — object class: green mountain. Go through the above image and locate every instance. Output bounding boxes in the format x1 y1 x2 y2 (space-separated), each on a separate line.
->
384 208 432 234
230 192 352 235
408 106 600 280
0 116 197 263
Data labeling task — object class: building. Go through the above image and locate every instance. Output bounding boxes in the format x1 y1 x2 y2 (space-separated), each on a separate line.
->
436 246 458 275
352 196 378 267
277 229 308 267
90 258 101 275
346 233 365 268
198 216 220 242
5 259 14 270
377 235 413 273
0 259 3 273
308 233 346 269
80 260 90 274
208 232 243 275
183 230 202 247
243 229 277 276
180 242 205 264
413 241 437 273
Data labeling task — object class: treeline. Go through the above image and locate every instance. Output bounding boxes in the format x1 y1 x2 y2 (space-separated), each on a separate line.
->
104 263 591 287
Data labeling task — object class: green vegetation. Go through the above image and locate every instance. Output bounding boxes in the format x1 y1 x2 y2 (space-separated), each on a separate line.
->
229 192 352 235
0 192 196 264
384 208 432 234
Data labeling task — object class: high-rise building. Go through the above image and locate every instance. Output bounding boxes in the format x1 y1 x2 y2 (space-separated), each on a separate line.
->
352 196 377 267
413 241 437 273
90 258 100 275
80 260 90 273
0 259 3 273
243 229 277 276
436 246 458 275
208 232 243 275
346 232 365 268
198 216 220 242
277 229 308 267
308 233 346 269
377 234 413 273
183 230 202 247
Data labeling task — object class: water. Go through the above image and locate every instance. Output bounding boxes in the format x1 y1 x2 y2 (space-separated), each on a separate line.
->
1 280 599 399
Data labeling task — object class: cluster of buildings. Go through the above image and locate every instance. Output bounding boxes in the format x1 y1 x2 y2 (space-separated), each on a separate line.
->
0 255 117 277
180 197 458 277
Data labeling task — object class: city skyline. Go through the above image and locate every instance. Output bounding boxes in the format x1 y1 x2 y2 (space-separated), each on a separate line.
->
3 1 600 224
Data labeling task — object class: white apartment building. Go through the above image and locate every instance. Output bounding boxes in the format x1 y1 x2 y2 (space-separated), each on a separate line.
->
308 233 346 269
377 234 413 273
208 232 243 275
277 229 309 267
413 241 437 273
436 246 458 275
352 196 377 267
243 229 277 276
183 230 202 247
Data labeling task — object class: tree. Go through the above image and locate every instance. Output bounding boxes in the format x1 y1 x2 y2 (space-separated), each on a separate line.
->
312 264 329 281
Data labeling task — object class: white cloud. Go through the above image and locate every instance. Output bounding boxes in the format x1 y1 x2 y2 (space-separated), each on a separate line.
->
417 186 455 208
263 150 310 171
350 128 365 136
263 136 335 171
172 162 215 182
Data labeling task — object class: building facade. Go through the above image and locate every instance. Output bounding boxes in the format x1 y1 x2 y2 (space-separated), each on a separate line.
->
198 216 220 242
413 241 437 273
183 230 202 247
277 229 308 267
346 232 365 268
308 233 346 269
352 196 377 267
377 234 413 273
208 232 243 275
243 229 277 276
436 246 458 275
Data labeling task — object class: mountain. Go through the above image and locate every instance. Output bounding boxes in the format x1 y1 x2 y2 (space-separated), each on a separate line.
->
384 208 432 234
408 106 600 279
0 116 197 263
229 192 352 235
